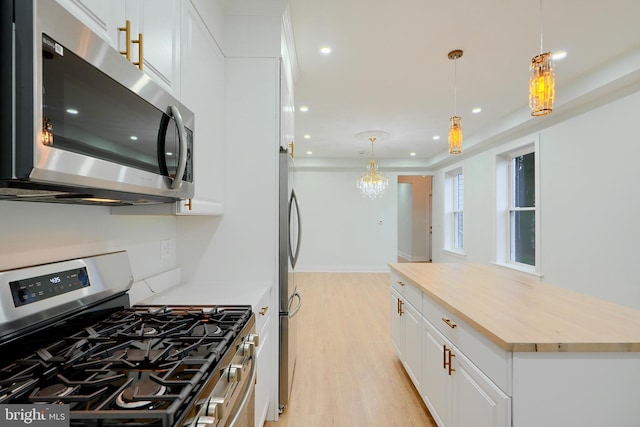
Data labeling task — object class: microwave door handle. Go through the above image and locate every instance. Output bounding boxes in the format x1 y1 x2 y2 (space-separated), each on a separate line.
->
169 105 188 190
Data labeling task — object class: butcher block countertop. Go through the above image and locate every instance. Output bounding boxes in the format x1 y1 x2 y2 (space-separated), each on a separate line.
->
388 262 640 353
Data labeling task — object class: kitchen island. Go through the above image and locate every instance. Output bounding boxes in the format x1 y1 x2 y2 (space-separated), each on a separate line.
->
389 262 640 427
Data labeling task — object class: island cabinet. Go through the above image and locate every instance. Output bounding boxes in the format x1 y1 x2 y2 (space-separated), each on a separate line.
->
389 263 640 427
390 278 422 388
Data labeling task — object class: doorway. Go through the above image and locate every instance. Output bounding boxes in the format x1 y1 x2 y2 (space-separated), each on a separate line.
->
397 176 432 263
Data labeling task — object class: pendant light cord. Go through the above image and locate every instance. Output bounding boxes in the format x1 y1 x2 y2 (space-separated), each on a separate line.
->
453 58 458 115
539 0 544 53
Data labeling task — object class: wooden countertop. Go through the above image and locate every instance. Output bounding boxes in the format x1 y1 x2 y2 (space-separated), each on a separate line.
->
389 262 640 352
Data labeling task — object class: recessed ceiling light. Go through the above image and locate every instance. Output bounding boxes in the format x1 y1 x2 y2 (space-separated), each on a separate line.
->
472 107 482 114
130 136 138 141
304 134 311 139
433 135 440 141
552 50 567 61
299 105 309 112
410 152 417 157
66 108 79 115
306 151 313 155
320 46 332 55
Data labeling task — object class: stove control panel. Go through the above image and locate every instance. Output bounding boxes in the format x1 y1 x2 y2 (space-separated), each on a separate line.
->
9 267 90 307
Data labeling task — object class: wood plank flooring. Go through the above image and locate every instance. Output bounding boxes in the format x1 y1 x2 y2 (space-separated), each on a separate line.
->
264 272 436 427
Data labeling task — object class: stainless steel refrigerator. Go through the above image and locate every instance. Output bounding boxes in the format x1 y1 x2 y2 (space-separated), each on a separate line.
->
278 147 302 412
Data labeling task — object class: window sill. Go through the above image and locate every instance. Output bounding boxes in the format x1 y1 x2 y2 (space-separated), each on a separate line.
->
491 261 543 278
441 249 467 259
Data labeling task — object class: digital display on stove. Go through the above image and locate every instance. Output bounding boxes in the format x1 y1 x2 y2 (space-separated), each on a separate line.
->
9 267 90 307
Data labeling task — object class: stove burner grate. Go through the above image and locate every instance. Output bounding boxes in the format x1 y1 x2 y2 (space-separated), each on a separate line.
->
115 379 168 409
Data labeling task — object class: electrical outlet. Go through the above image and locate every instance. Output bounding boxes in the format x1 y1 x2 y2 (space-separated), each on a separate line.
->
160 239 172 260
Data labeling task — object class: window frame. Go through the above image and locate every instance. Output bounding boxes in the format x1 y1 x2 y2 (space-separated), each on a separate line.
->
494 136 541 275
443 166 465 256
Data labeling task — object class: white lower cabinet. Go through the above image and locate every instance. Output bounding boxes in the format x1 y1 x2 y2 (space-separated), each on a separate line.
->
422 319 510 427
255 309 272 427
391 274 511 427
422 318 451 427
390 286 422 389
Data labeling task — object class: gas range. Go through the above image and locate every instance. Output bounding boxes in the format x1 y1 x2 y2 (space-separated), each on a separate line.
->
0 252 257 427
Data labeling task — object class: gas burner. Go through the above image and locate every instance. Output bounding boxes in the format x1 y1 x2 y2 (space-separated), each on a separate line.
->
115 380 167 409
35 383 74 398
113 349 165 363
135 327 159 336
191 324 222 337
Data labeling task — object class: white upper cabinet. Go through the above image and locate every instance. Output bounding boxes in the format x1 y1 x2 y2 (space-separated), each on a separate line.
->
56 0 181 96
173 0 225 215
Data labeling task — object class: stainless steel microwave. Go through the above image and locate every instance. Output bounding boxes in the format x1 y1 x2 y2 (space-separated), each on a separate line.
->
0 0 194 205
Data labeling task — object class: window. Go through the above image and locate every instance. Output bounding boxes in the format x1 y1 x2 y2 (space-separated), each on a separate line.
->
495 138 539 274
510 152 535 265
453 172 464 250
444 167 464 253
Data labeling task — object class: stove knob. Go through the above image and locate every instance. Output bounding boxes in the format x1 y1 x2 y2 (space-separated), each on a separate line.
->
195 416 216 427
245 333 259 347
222 364 242 382
240 341 255 357
206 397 225 420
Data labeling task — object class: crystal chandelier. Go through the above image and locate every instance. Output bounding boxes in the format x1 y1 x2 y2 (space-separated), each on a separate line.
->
529 0 555 116
448 49 463 154
356 134 388 199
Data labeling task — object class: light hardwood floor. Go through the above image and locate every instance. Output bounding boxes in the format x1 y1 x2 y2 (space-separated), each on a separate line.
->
264 272 436 427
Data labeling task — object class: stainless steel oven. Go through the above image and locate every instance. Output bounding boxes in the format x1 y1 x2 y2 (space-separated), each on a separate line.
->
0 252 256 427
0 0 194 206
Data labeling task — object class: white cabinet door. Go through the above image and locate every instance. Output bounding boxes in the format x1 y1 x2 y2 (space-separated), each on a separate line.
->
401 299 421 389
255 311 272 427
56 0 125 48
422 317 510 427
422 317 451 427
452 350 511 427
57 0 180 96
126 0 181 95
390 288 402 356
174 2 225 215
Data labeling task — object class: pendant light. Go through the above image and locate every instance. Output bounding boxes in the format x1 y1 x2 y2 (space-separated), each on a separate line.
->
529 0 555 116
448 49 463 155
356 131 389 199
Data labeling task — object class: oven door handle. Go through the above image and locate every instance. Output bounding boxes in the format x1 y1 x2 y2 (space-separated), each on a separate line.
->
227 355 257 427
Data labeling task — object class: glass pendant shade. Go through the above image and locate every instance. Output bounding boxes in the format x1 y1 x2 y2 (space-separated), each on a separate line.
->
529 52 555 116
448 116 462 155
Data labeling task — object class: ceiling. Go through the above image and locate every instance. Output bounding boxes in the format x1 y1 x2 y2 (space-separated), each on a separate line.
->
287 0 640 163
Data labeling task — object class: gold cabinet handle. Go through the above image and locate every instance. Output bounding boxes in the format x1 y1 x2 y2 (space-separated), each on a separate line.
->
132 32 143 70
259 306 269 316
289 141 295 159
118 20 131 60
443 345 456 375
442 318 457 329
397 280 405 286
184 198 193 211
398 299 404 316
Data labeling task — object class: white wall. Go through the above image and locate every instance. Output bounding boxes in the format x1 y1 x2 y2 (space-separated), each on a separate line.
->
294 170 398 272
0 201 178 281
397 182 413 260
432 90 640 309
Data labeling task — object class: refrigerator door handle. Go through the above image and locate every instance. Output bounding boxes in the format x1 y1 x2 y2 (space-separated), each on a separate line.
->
288 291 302 318
288 189 302 268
